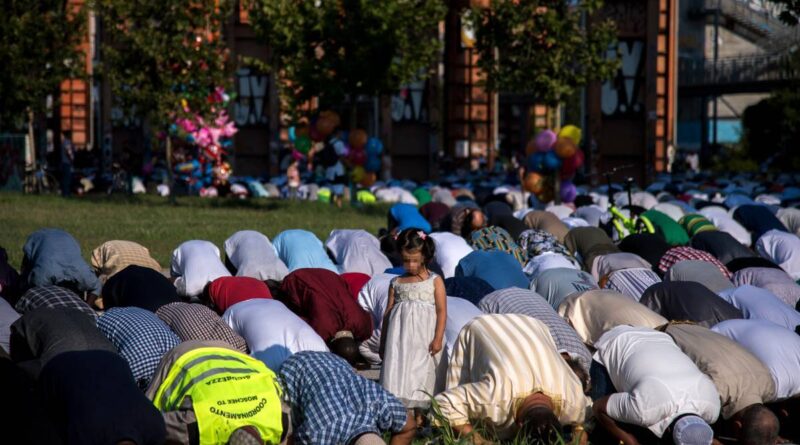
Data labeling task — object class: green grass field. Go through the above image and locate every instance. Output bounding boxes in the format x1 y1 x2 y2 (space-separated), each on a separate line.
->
0 192 389 270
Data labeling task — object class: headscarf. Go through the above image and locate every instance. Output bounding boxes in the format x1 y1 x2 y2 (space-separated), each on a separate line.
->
469 226 527 265
517 229 580 268
208 276 272 314
640 282 742 328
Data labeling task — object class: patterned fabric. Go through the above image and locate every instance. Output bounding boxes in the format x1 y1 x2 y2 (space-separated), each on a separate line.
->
97 307 180 389
469 226 527 265
658 246 732 279
517 229 580 268
280 351 408 445
91 240 162 279
478 288 592 375
15 285 96 319
604 268 661 301
679 214 717 237
156 302 247 353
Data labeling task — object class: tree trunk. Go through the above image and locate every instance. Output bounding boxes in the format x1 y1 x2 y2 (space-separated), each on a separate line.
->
166 136 177 205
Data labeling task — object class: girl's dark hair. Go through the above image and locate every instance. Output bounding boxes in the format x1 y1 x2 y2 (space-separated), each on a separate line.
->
396 228 435 262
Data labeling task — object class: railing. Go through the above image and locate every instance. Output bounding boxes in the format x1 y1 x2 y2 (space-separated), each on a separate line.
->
679 52 798 86
696 0 800 49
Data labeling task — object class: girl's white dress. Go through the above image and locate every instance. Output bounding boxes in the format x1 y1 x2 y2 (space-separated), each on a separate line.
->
379 273 446 408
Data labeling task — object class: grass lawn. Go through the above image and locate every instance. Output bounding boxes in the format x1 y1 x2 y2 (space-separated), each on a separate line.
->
0 192 389 270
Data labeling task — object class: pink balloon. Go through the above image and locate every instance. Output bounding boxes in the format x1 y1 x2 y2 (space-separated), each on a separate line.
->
535 130 558 152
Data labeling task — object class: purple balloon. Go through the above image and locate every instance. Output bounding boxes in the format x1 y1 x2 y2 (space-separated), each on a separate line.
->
535 130 558 152
560 180 577 203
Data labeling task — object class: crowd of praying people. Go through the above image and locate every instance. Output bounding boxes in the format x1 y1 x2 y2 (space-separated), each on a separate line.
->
2 175 800 445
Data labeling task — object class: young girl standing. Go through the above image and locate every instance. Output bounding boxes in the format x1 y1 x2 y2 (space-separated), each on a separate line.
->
380 229 447 410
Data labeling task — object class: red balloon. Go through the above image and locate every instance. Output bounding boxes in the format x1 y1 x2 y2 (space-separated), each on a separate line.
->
349 148 367 166
560 148 585 177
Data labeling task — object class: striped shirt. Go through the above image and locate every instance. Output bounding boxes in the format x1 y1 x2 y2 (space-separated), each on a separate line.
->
478 289 591 375
156 302 248 353
658 246 732 279
604 268 661 301
91 240 162 279
434 314 590 439
678 214 716 237
15 285 96 319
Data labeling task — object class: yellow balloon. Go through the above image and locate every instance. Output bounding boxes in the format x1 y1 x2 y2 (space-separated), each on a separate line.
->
351 166 366 183
559 125 582 146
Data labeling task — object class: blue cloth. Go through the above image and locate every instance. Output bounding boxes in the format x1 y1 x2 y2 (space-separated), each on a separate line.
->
384 266 405 275
455 250 529 290
444 276 495 306
724 194 755 209
96 307 180 389
279 351 408 445
21 229 101 295
732 204 788 241
272 230 339 273
389 203 432 233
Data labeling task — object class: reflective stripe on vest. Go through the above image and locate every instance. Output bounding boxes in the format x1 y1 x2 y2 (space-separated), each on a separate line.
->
153 347 283 444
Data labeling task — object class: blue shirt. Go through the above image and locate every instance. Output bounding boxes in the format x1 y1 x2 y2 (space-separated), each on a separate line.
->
455 250 529 290
279 351 408 445
389 203 432 233
21 228 101 295
272 230 339 273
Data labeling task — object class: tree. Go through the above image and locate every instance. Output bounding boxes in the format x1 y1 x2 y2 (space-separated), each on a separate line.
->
0 1 85 131
94 0 235 198
248 0 447 125
769 0 800 25
466 0 618 105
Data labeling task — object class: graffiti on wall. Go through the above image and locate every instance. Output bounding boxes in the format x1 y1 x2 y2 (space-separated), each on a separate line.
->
391 80 428 123
601 40 645 116
234 68 269 127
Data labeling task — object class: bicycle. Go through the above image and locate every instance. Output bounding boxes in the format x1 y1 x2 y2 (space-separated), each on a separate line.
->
600 165 655 239
23 162 59 194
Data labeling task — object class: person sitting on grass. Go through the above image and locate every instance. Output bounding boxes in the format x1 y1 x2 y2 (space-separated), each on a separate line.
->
433 314 591 445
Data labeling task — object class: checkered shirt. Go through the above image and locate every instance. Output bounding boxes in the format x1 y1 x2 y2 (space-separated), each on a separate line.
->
517 229 580 268
15 285 96 319
279 351 408 445
478 288 591 375
156 302 247 353
469 226 527 265
604 268 662 301
97 307 180 389
91 240 162 278
658 246 732 278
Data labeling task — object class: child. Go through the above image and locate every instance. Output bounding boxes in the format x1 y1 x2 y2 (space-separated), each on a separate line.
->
286 160 300 199
380 229 447 411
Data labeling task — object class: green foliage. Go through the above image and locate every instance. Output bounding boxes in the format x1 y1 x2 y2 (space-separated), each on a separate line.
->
248 0 447 114
93 0 235 129
768 0 800 25
740 82 800 170
0 1 86 130
466 0 618 105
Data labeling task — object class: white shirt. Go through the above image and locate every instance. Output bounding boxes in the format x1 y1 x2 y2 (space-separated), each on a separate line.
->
561 217 590 229
594 326 721 437
718 285 800 331
777 207 800 236
444 297 483 359
430 233 474 279
545 205 574 220
325 229 392 276
224 230 289 281
222 299 328 371
356 273 397 363
755 229 800 280
652 202 685 222
375 187 418 205
712 319 800 400
699 210 752 246
171 240 231 297
523 252 579 279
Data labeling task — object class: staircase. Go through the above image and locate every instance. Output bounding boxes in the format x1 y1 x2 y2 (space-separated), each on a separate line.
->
690 0 800 51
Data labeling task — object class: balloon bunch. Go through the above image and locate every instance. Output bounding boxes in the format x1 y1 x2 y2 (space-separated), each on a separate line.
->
171 86 238 165
348 129 383 188
523 125 584 203
289 110 341 156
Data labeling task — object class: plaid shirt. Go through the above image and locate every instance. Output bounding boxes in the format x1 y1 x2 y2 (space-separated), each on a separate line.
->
156 302 247 353
15 285 96 319
604 268 662 301
469 226 527 265
91 240 162 278
279 351 408 445
518 229 581 268
478 288 591 375
658 246 732 278
97 307 180 389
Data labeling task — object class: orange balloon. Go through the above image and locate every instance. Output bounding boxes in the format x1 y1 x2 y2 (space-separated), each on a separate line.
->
554 137 577 159
525 138 537 156
316 117 336 137
319 110 341 128
360 171 377 187
349 129 368 149
523 172 545 194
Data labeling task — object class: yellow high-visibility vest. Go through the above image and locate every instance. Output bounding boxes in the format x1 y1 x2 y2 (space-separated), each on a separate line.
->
153 347 283 444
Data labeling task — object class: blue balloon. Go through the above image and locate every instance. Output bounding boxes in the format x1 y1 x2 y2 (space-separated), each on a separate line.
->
186 135 195 143
527 152 545 172
543 151 562 171
288 126 296 143
366 137 384 156
169 123 178 134
222 139 233 148
365 155 381 173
